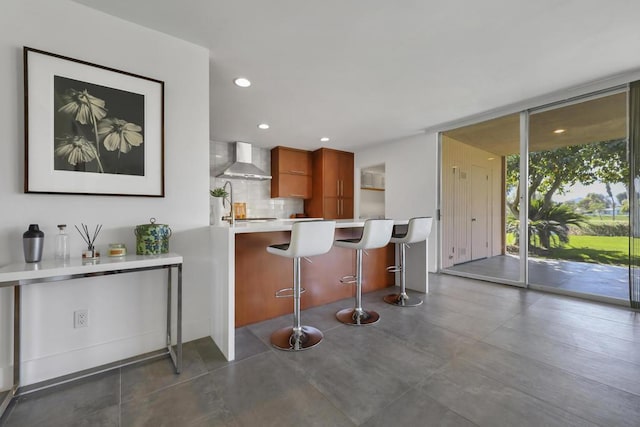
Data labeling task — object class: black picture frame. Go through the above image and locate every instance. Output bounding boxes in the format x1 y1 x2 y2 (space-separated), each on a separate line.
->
24 47 165 197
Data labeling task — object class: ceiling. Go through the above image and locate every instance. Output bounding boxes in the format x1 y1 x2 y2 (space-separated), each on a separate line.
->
444 92 627 156
72 0 640 151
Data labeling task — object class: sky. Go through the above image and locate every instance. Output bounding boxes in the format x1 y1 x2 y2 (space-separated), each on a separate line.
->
552 181 627 203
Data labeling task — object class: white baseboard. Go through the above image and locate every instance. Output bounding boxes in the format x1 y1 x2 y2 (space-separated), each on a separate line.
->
0 317 209 389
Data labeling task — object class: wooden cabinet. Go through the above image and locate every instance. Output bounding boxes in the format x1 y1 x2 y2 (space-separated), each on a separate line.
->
305 148 354 219
338 151 354 198
271 146 312 198
321 197 354 219
235 228 394 327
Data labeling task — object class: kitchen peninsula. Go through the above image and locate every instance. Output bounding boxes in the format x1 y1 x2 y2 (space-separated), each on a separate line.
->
210 218 428 360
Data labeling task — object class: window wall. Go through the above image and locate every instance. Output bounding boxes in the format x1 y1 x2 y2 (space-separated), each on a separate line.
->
441 113 523 286
527 92 629 301
441 86 637 305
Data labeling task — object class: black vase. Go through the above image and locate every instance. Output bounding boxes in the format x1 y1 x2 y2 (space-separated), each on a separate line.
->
23 224 44 263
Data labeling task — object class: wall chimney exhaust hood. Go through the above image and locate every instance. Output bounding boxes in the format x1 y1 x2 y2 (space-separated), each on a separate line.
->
216 142 272 180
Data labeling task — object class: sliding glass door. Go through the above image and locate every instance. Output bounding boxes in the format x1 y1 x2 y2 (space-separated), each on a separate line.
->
527 91 629 301
440 85 638 305
441 113 524 286
629 82 640 309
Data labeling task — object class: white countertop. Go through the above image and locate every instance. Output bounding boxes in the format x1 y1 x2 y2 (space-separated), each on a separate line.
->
0 253 183 285
212 218 407 234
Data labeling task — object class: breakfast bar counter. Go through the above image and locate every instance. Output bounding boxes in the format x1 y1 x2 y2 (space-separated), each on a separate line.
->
227 218 371 233
210 219 425 361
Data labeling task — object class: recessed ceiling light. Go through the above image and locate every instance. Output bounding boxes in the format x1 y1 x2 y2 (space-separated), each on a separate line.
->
257 123 270 130
553 129 566 134
487 157 495 160
320 137 330 142
234 77 251 88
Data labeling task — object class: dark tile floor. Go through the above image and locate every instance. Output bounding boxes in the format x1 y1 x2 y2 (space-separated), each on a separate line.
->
2 273 640 426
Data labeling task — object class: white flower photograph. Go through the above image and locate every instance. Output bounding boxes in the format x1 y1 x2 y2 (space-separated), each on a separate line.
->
54 75 145 176
24 47 164 196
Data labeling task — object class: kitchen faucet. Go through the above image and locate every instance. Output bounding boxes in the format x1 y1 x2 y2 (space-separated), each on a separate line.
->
222 180 234 225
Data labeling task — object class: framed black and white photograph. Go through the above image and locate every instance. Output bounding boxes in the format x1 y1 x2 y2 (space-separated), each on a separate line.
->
24 47 165 196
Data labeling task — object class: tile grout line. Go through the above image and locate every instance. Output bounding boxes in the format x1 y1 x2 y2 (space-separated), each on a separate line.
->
493 319 640 369
120 370 211 405
454 340 622 427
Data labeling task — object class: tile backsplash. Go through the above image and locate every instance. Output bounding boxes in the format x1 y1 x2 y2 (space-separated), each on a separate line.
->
210 141 303 221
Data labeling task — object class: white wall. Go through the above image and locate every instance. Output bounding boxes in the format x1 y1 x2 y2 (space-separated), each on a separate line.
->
355 133 438 272
0 0 211 387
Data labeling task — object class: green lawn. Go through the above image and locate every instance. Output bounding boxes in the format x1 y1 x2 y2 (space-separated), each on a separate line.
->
535 235 629 266
505 214 630 265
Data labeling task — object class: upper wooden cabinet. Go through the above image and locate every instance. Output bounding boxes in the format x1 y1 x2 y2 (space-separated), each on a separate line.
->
304 148 354 219
271 146 312 198
273 146 311 175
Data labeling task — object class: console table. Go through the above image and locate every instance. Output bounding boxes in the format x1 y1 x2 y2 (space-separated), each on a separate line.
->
0 253 183 418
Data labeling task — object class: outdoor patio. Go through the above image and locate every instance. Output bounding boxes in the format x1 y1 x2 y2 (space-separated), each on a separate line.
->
446 255 630 302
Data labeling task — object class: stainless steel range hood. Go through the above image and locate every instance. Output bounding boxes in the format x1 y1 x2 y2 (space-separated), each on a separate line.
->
216 142 272 180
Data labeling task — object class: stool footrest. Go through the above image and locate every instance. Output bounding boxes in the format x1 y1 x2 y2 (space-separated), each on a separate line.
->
339 275 357 284
275 287 306 298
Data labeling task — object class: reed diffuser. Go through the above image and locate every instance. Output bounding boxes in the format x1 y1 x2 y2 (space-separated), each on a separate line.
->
75 223 103 259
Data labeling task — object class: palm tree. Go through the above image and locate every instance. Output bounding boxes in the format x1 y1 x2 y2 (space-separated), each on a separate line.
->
507 200 586 251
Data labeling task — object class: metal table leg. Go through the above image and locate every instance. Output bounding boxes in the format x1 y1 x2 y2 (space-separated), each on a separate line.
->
0 285 20 419
177 264 182 373
166 264 182 374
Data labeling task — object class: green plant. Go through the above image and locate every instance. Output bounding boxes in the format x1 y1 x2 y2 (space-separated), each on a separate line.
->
210 187 228 198
569 221 629 237
506 200 586 250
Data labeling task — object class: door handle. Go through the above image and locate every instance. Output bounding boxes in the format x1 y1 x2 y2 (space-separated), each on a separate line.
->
471 218 477 222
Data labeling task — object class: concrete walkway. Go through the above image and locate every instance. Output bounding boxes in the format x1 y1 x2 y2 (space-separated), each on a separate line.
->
447 254 629 301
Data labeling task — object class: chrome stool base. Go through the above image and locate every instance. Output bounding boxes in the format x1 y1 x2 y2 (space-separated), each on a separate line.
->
384 293 423 307
270 325 323 351
336 308 380 325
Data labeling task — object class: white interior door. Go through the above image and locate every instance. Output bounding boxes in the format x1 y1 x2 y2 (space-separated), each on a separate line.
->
471 165 489 260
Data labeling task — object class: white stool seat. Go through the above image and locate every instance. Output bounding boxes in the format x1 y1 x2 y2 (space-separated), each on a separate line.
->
334 219 394 251
267 220 336 351
390 217 432 245
385 217 432 307
268 220 337 258
334 219 394 325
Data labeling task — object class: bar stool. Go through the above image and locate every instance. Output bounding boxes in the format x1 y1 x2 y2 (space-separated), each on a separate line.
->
267 220 337 351
384 217 433 307
334 219 394 325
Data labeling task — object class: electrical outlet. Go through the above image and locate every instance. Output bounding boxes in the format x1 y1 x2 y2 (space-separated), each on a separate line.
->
74 309 89 328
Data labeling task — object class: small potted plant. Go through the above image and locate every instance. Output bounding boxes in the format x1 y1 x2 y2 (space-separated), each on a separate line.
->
210 187 229 226
210 187 229 198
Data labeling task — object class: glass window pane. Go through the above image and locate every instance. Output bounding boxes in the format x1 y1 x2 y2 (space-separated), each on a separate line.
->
441 113 522 285
527 92 629 302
